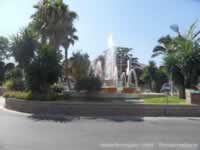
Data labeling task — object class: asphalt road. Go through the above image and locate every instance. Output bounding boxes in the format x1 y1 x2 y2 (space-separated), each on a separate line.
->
0 98 200 150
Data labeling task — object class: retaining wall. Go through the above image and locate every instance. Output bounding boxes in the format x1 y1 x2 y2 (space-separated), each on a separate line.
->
5 98 200 117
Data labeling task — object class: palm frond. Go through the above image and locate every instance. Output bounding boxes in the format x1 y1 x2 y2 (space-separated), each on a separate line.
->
170 24 180 35
187 20 198 39
153 45 166 53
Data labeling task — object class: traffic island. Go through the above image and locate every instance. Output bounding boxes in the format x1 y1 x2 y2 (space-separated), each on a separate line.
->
4 98 200 117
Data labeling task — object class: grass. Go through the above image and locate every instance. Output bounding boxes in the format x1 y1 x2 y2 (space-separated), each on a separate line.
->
4 91 186 104
144 96 186 104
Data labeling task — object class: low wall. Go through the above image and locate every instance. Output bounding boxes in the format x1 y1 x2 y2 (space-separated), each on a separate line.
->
5 98 200 117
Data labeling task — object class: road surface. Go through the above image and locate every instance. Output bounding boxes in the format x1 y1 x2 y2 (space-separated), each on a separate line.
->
0 97 200 150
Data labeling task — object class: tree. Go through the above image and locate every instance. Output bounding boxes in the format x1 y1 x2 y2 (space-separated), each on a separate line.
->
164 53 185 98
0 61 5 84
32 0 78 89
26 45 62 93
4 63 15 72
140 61 168 92
31 0 78 50
10 29 36 69
153 21 200 98
69 51 90 81
4 67 25 91
152 35 175 57
140 61 158 91
0 36 10 61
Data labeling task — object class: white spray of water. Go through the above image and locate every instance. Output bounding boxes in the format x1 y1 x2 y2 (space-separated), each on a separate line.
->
95 60 103 80
105 34 118 84
126 60 138 88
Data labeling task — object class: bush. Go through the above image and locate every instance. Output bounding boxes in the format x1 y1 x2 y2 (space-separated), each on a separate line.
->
4 91 69 101
51 84 64 93
3 79 25 91
26 45 62 93
4 91 32 99
0 61 5 85
5 68 23 80
75 77 102 92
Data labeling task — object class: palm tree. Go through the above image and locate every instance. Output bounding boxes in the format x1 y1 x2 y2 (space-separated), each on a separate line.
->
152 35 176 95
0 36 10 61
10 29 36 69
32 0 78 50
32 0 78 89
152 35 175 57
172 22 200 84
62 27 78 89
163 22 200 98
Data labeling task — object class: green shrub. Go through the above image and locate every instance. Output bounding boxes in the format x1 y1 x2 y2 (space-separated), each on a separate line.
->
3 80 13 89
0 61 5 85
5 68 23 80
51 84 64 93
75 77 102 92
4 91 69 101
4 91 32 99
26 45 62 93
3 79 25 91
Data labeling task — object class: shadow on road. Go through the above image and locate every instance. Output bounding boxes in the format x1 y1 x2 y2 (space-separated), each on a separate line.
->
28 114 144 123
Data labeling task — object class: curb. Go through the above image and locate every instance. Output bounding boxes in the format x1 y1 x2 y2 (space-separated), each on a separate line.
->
4 98 200 117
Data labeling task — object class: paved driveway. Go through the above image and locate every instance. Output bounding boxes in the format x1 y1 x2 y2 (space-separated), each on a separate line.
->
0 98 200 150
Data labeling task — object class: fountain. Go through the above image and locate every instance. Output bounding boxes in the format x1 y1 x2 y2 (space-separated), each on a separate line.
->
104 34 118 87
120 60 138 93
121 72 126 87
94 34 140 94
126 60 138 88
94 60 103 80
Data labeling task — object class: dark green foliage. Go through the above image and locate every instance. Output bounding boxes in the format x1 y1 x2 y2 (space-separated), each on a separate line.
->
0 36 10 60
75 76 102 92
4 63 15 72
4 91 69 101
154 67 168 92
69 51 90 80
152 22 200 98
0 61 5 84
32 0 78 50
26 45 62 93
10 29 36 69
52 84 64 93
5 68 23 80
4 79 25 91
140 61 168 92
0 0 79 97
0 62 17 86
4 68 25 91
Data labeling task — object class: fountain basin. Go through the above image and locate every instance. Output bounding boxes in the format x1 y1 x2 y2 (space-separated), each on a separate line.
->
102 87 117 93
122 87 138 94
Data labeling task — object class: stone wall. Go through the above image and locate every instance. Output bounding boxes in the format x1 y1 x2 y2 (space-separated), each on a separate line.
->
5 98 200 117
